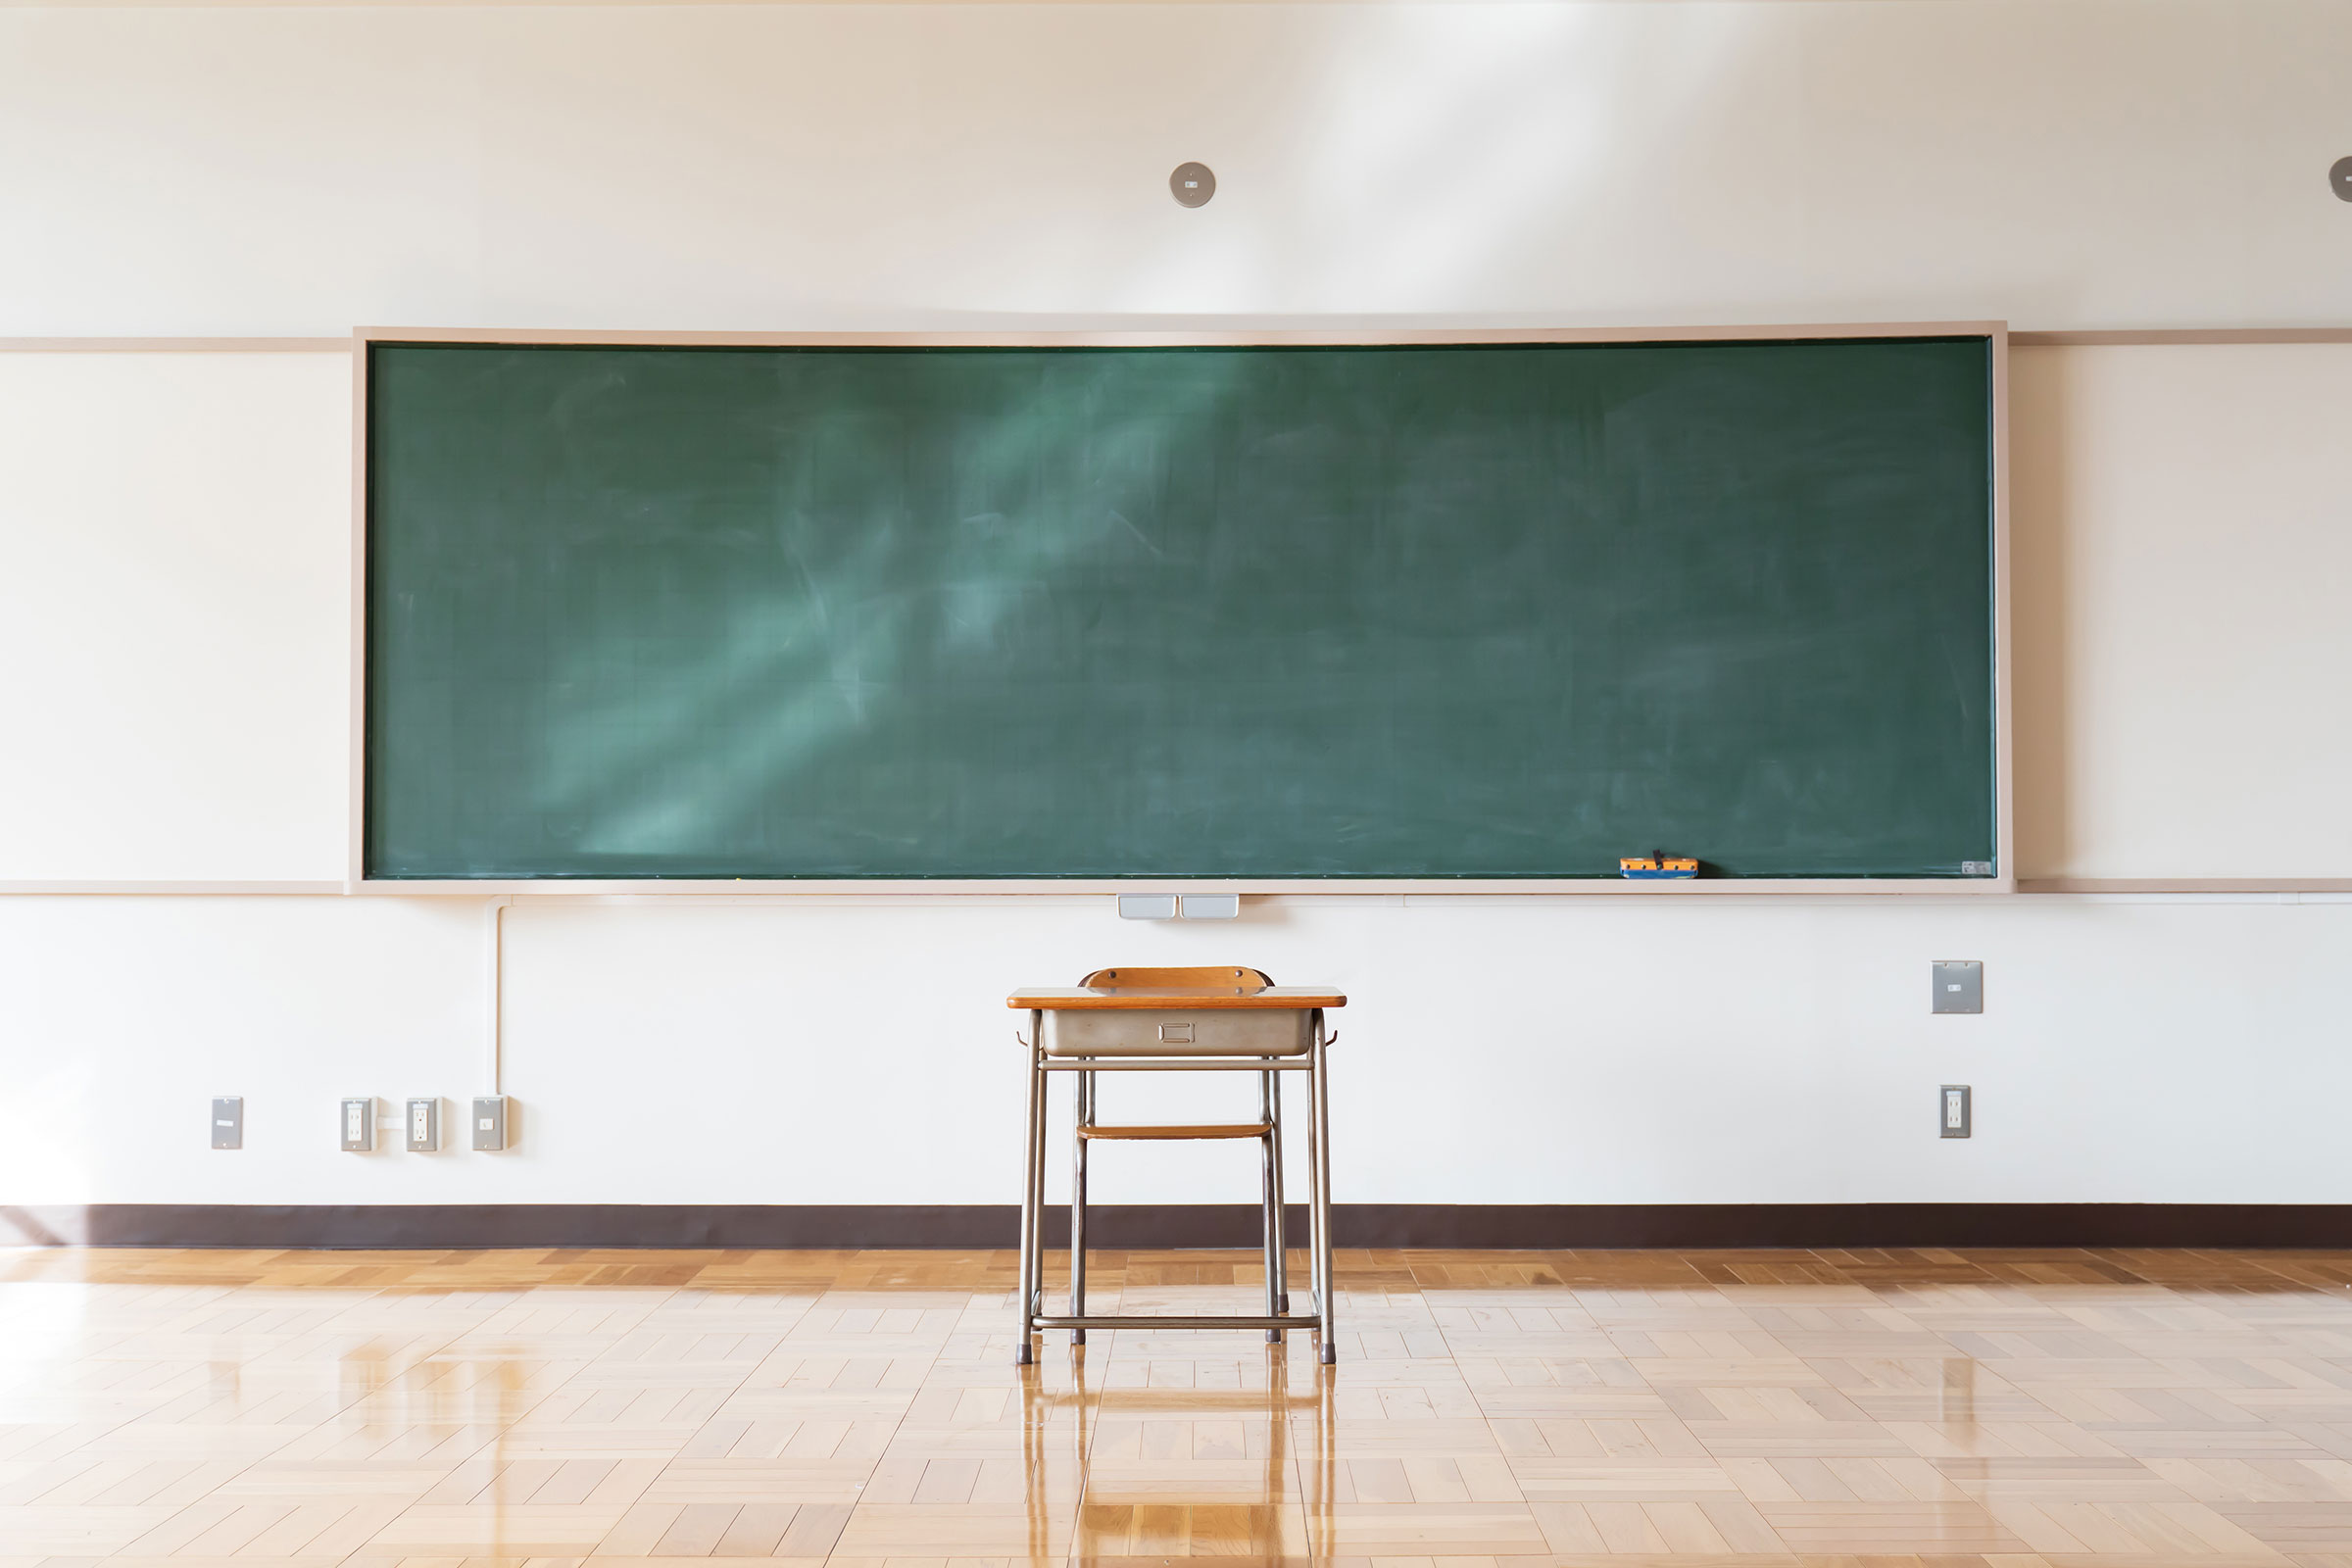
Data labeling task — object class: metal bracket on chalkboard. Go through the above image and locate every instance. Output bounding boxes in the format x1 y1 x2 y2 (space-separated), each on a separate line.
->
1115 894 1241 920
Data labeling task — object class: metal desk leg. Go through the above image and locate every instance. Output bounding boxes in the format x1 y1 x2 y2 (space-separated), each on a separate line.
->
1268 1068 1290 1319
1260 1069 1282 1341
1310 1022 1336 1364
1016 1023 1045 1365
1071 1068 1091 1346
1302 1047 1325 1334
1031 1033 1051 1317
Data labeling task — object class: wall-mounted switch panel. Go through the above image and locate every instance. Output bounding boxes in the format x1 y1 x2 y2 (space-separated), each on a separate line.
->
1941 1084 1973 1138
1932 959 1984 1013
212 1097 243 1150
406 1098 441 1152
341 1097 375 1152
471 1095 511 1152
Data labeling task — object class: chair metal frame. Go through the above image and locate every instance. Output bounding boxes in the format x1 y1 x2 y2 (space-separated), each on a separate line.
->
1014 971 1337 1365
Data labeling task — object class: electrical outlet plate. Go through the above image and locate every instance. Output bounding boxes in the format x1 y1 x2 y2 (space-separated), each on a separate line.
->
1940 1084 1972 1138
1932 959 1983 1013
341 1097 375 1152
406 1098 441 1152
212 1097 243 1150
471 1095 511 1152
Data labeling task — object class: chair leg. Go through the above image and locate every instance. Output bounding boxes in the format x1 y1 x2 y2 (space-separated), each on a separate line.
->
1016 1032 1044 1366
1311 1026 1336 1365
1071 1069 1090 1346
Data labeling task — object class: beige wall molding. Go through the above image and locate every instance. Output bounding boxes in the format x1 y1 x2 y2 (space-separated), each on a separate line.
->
2012 328 2352 347
11 880 2347 898
0 338 348 352
4 328 2347 353
2018 878 2352 896
0 881 347 896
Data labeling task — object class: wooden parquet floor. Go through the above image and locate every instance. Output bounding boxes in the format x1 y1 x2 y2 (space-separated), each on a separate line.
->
3 1247 2352 1568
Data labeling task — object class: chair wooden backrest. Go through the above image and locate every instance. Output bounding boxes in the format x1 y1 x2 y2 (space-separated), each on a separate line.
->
1081 965 1272 991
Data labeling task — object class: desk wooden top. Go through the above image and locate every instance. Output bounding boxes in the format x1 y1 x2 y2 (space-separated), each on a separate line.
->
1007 984 1346 1010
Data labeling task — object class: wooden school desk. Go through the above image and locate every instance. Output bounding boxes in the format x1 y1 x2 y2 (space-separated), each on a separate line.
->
1007 977 1346 1363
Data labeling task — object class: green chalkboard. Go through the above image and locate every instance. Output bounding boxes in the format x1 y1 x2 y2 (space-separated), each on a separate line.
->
365 337 1995 880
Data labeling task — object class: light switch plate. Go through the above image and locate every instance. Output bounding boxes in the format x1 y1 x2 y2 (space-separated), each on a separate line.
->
471 1095 511 1152
1941 1084 1973 1138
1932 959 1983 1013
212 1097 243 1150
341 1097 375 1152
406 1098 441 1152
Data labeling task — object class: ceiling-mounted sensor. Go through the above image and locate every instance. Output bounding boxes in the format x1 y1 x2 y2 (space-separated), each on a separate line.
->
1170 163 1215 208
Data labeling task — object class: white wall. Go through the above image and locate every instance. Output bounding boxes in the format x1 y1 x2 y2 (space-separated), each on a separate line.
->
0 353 350 883
2 2 2347 334
2010 344 2352 880
5 892 2350 1208
2 0 2349 1214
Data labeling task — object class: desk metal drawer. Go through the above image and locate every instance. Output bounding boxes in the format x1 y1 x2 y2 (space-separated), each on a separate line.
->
1040 1008 1313 1057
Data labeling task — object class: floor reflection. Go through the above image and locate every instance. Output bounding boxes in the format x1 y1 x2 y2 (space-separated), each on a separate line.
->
7 1245 2351 1564
1023 1339 1337 1561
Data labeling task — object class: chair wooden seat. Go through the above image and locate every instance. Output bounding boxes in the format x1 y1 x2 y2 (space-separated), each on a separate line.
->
1084 965 1269 991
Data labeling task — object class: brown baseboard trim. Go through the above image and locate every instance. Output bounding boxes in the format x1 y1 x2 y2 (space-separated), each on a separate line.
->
10 1202 2352 1251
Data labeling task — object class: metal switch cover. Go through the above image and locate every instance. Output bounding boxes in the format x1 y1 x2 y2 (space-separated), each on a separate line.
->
212 1097 243 1150
1932 959 1984 1013
471 1095 511 1152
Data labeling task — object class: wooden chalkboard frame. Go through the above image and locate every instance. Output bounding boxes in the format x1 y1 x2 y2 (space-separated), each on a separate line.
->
348 322 2012 897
